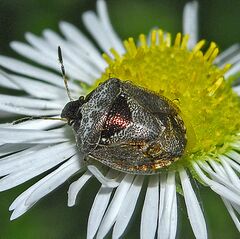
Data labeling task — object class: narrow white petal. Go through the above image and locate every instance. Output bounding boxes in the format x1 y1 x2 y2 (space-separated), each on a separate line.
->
68 171 92 207
198 160 240 195
25 32 94 83
43 29 100 79
158 172 176 239
9 156 80 220
44 30 97 83
25 155 82 206
233 85 240 96
59 21 106 70
179 168 207 239
10 189 37 220
183 1 198 49
10 41 61 72
0 94 62 109
230 141 240 151
97 0 125 54
219 155 240 189
82 11 113 55
0 128 66 144
224 156 240 174
222 198 240 232
25 31 87 82
225 63 240 79
192 162 240 205
0 70 19 90
87 165 120 188
0 143 30 157
158 173 166 220
96 174 134 239
215 44 240 65
0 55 65 88
87 186 113 239
0 142 77 190
227 150 240 165
141 175 159 239
0 144 45 176
9 74 67 100
208 160 240 230
208 160 228 179
169 192 178 239
226 54 240 65
0 103 60 116
113 175 144 239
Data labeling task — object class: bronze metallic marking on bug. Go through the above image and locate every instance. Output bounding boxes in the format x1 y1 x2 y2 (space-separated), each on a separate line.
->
61 78 187 175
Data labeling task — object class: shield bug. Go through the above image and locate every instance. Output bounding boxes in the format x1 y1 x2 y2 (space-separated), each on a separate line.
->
58 48 187 175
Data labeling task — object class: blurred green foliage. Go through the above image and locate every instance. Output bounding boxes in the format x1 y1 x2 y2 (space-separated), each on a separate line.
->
0 0 240 238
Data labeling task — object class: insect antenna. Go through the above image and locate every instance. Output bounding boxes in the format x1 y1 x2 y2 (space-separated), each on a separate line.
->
58 46 73 101
13 116 68 125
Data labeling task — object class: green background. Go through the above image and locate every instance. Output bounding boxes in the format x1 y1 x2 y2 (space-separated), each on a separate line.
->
0 0 240 238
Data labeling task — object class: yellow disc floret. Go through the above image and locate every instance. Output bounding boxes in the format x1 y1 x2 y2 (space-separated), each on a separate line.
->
94 30 240 167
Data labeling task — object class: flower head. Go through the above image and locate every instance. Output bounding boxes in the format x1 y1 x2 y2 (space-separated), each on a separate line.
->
0 1 240 238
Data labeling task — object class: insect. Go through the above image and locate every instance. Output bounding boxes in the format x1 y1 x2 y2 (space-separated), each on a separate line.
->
59 48 187 175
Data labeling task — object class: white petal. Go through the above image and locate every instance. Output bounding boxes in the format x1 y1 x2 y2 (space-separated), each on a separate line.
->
208 160 228 179
158 173 166 220
9 74 67 100
87 186 113 239
179 168 207 239
224 62 240 79
226 150 240 165
113 175 144 239
158 172 176 239
169 191 178 239
0 55 64 88
59 21 106 71
141 175 159 239
183 1 198 49
0 142 77 190
25 32 93 83
0 128 66 144
0 144 45 176
0 70 19 90
10 41 61 72
0 94 62 109
83 11 113 55
223 153 240 173
215 44 240 66
96 174 134 239
198 160 240 196
0 104 60 116
87 165 120 188
222 198 240 232
43 30 100 79
97 0 125 54
233 85 240 96
192 162 240 205
219 155 240 189
68 171 92 207
0 143 31 157
25 155 82 207
9 155 80 220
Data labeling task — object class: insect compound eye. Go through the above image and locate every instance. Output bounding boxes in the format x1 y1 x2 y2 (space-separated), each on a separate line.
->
61 99 84 126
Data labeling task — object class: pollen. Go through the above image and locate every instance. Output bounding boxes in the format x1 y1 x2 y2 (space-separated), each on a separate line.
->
95 30 240 167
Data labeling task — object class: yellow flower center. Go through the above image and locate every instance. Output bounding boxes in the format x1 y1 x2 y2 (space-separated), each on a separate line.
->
93 30 240 168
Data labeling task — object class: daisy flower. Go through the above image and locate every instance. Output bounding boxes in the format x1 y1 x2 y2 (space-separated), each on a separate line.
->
0 1 240 238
